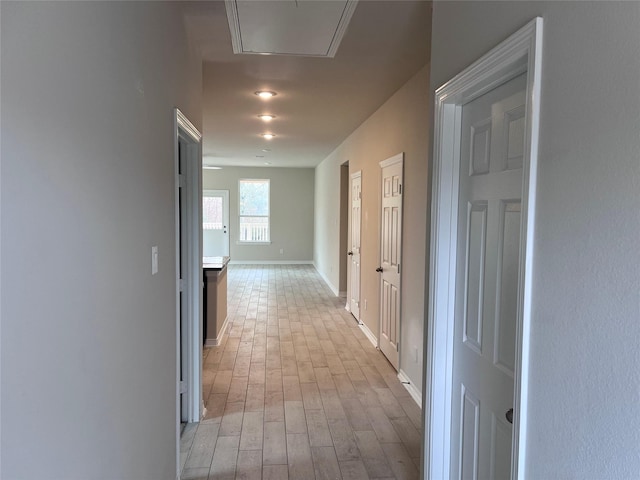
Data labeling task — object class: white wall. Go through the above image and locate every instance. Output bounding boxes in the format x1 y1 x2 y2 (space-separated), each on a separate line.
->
430 1 640 477
203 167 315 262
315 65 430 393
1 2 202 478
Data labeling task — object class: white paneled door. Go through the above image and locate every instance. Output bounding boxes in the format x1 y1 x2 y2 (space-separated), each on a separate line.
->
451 73 526 480
349 172 362 320
378 154 403 371
203 190 229 257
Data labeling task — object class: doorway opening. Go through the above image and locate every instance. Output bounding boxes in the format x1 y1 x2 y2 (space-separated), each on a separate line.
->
425 18 543 479
174 108 203 477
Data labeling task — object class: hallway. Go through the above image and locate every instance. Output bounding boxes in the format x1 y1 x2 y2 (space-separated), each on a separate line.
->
181 265 421 480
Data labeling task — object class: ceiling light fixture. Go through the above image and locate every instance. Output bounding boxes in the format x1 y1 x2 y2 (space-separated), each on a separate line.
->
264 162 272 165
255 90 277 98
261 149 271 152
203 166 222 170
261 133 276 140
257 114 276 121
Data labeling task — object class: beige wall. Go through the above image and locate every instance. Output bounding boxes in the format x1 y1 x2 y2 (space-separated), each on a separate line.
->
314 65 430 391
203 167 315 262
1 2 202 478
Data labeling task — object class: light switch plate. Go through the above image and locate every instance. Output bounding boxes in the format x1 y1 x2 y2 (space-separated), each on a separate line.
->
152 246 158 275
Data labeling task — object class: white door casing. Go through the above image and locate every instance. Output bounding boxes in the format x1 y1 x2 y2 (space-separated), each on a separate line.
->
203 190 229 257
425 18 543 480
379 153 404 371
174 109 203 478
349 171 362 320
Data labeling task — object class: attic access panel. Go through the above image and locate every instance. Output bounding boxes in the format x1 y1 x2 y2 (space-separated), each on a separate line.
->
225 0 358 57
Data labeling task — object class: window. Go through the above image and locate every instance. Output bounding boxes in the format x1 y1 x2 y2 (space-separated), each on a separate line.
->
238 179 270 243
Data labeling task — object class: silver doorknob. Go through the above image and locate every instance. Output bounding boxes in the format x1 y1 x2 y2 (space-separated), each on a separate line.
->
505 408 513 424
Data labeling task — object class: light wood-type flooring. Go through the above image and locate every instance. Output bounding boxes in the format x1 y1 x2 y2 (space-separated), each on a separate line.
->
181 265 422 480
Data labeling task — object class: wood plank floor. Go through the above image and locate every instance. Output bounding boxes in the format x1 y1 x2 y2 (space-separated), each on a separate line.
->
181 265 422 480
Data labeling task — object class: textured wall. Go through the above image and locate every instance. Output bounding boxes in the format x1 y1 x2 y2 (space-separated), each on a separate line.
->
1 2 202 478
430 1 640 476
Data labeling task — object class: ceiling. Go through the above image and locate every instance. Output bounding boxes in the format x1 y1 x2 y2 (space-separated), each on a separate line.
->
183 1 432 168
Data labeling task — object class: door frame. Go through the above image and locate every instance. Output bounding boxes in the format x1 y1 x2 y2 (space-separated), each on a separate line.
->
203 189 230 257
174 108 202 472
424 18 543 479
347 170 362 320
378 152 404 371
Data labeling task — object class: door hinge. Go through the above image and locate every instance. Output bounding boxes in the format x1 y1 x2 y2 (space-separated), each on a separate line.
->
179 173 186 188
397 264 401 274
399 184 403 194
179 381 187 394
179 279 184 292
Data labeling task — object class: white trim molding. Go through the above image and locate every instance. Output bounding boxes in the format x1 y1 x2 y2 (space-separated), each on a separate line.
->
424 18 543 480
378 152 404 169
173 108 203 480
224 0 358 58
398 370 422 408
358 321 378 349
204 315 229 347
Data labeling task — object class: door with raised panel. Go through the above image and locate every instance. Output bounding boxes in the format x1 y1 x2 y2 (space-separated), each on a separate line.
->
451 73 526 480
378 154 403 370
349 172 362 320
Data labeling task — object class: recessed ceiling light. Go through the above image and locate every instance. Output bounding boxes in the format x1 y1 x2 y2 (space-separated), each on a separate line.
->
261 133 276 140
203 166 222 170
261 149 271 152
257 114 276 121
255 90 277 99
264 162 272 165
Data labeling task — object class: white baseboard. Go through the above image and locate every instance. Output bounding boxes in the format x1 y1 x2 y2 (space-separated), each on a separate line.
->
229 260 313 265
204 315 229 347
398 369 422 408
358 321 378 348
312 262 339 296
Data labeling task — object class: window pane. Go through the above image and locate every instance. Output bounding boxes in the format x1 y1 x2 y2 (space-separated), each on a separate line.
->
240 180 269 216
203 196 223 230
239 216 269 242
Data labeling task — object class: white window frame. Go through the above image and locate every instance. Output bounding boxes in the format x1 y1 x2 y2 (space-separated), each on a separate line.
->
237 178 271 245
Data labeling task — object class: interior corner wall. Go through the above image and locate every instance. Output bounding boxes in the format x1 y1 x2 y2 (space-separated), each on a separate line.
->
430 1 640 476
1 2 202 478
203 167 315 262
314 64 430 392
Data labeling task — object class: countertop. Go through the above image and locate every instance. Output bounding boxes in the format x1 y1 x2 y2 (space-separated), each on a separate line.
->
203 256 230 270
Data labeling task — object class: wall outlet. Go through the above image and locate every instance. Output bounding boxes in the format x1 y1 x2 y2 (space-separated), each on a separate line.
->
279 248 284 255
